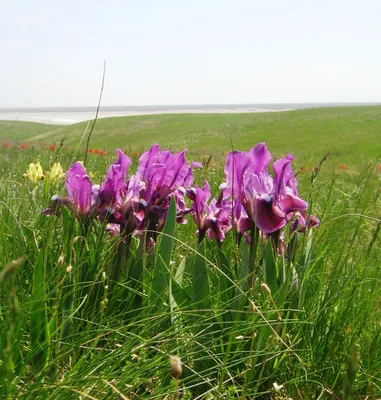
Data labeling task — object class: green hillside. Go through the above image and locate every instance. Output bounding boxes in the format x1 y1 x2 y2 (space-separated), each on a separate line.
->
2 105 381 165
0 120 55 142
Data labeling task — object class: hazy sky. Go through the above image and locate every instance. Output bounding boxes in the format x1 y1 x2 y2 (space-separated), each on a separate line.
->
1 0 381 106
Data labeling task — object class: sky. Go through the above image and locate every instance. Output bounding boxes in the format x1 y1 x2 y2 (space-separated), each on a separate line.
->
1 0 381 107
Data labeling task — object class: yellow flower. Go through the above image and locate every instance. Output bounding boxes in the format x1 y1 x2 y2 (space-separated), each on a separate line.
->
47 162 65 183
23 162 45 183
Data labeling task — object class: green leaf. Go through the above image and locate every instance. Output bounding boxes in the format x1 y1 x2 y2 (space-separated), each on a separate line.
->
128 235 147 313
240 243 250 289
174 255 186 286
148 196 176 309
171 275 191 309
275 261 293 308
192 241 211 308
59 272 74 348
217 247 235 304
170 257 190 325
264 240 278 294
30 247 49 372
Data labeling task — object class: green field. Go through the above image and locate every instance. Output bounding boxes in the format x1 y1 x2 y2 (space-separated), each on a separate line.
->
0 120 53 142
2 105 381 167
1 106 381 399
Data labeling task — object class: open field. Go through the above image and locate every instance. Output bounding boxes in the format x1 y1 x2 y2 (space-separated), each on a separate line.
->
1 106 381 398
0 120 53 142
1 105 381 167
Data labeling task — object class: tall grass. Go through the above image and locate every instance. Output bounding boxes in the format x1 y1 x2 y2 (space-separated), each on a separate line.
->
0 145 380 399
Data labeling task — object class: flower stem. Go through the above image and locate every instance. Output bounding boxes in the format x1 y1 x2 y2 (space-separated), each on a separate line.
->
248 226 259 290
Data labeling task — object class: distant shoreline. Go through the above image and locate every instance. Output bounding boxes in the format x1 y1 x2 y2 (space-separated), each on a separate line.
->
0 108 292 125
0 103 380 125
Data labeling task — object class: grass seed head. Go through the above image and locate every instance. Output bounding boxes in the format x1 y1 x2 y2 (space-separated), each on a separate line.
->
57 255 64 267
0 257 24 284
170 356 182 380
261 282 272 296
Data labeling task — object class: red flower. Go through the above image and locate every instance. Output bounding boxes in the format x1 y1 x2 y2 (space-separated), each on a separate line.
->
339 164 345 170
89 149 93 154
50 145 55 152
132 152 139 157
3 142 9 148
20 145 26 150
94 149 100 154
99 150 105 156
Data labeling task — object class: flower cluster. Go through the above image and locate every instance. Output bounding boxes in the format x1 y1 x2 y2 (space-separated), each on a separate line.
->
23 162 45 182
185 142 318 243
89 148 105 156
45 145 201 241
185 181 231 242
225 143 313 234
44 142 318 248
47 162 66 183
24 162 65 183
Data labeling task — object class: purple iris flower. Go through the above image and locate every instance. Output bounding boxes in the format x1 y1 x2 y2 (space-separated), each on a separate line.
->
133 144 201 232
66 162 93 214
43 162 99 219
97 144 201 239
106 223 121 237
99 148 131 207
224 142 308 234
187 180 232 242
136 144 199 203
96 148 134 227
206 196 232 242
291 211 320 233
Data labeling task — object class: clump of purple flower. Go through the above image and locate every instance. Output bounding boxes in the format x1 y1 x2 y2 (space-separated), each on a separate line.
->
223 142 318 235
45 144 201 242
184 142 319 247
44 142 318 250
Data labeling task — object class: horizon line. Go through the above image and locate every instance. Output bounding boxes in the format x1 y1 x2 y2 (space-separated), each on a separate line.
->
1 101 381 111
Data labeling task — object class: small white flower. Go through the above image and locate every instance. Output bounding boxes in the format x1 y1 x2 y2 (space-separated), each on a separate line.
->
273 382 284 392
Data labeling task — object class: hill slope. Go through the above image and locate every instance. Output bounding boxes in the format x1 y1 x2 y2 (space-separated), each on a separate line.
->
0 120 56 142
2 105 381 165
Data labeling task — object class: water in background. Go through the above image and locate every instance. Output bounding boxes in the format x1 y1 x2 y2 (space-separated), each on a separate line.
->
0 103 379 125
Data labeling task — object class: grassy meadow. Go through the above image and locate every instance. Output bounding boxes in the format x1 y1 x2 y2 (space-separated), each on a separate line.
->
2 105 381 165
1 106 381 399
